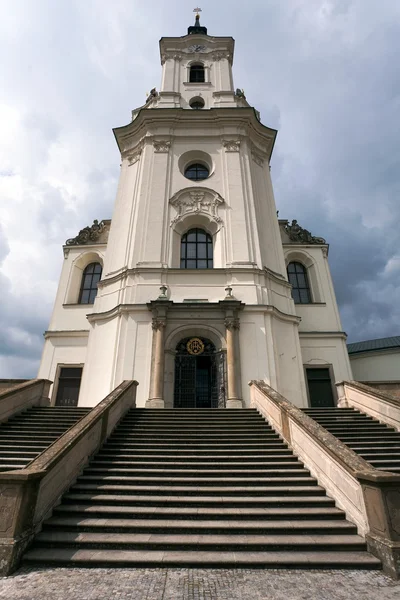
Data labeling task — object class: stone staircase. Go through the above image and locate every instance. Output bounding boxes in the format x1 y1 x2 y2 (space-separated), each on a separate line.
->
0 406 90 471
23 408 380 569
303 407 400 473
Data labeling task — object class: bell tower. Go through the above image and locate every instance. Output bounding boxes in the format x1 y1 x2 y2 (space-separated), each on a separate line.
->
45 11 310 409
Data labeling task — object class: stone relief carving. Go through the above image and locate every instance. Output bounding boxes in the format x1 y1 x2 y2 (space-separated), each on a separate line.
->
170 189 224 225
153 140 171 153
225 317 240 331
252 150 264 167
223 140 241 153
66 220 108 246
284 219 326 245
152 318 167 331
211 51 231 62
127 149 142 166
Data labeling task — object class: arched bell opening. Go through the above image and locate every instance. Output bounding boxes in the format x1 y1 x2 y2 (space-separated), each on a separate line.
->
174 337 226 409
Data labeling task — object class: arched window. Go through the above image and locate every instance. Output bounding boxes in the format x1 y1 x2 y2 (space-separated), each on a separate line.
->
181 228 213 269
189 63 205 83
287 262 312 304
78 262 102 304
184 163 209 181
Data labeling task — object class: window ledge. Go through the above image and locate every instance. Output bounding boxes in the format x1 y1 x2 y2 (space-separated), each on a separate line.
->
183 82 212 86
63 303 95 308
294 302 327 306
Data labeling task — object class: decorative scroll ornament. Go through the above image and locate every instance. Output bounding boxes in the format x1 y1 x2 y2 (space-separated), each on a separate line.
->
225 317 240 331
152 318 166 331
223 140 241 152
170 188 224 225
66 220 106 246
187 44 207 53
127 149 142 166
284 220 326 245
211 51 231 62
153 140 171 153
187 338 205 355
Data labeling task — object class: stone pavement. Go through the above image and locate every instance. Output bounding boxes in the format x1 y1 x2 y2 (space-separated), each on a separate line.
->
1 567 399 600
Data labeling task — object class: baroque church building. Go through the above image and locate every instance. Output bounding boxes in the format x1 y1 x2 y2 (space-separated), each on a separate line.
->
38 15 352 410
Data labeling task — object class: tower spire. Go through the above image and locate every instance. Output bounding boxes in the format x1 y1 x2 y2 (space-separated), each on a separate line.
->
188 7 208 35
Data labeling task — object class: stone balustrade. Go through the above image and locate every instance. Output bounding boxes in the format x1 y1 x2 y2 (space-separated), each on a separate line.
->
0 380 138 575
249 380 400 579
337 380 400 432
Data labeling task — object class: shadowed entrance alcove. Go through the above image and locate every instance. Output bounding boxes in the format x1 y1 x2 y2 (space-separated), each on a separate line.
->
174 337 226 408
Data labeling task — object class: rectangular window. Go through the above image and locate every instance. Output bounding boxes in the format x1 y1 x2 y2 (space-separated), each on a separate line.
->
55 367 83 407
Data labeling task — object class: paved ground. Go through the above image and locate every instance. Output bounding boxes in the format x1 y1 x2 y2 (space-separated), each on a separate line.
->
1 568 399 600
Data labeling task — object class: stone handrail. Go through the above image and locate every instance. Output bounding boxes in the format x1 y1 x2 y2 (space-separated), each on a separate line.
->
337 380 400 432
249 380 400 579
0 379 138 575
0 379 51 423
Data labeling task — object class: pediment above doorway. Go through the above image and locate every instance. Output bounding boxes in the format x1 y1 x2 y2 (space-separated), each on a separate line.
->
169 187 224 228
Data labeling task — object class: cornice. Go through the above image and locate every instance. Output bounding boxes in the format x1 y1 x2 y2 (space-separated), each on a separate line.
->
299 331 348 340
44 330 90 339
97 265 289 289
86 302 299 325
113 108 277 161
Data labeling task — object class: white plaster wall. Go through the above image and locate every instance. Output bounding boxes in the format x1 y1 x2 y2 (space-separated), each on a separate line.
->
49 246 106 331
300 335 353 385
78 311 152 407
284 245 343 333
350 350 400 382
37 336 88 403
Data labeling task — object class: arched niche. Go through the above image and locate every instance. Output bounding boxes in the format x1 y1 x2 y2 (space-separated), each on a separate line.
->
65 250 104 304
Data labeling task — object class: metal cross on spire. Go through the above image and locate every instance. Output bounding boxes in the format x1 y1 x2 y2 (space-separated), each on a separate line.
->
193 7 202 17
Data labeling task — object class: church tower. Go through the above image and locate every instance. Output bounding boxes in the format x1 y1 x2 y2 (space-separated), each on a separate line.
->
38 12 352 409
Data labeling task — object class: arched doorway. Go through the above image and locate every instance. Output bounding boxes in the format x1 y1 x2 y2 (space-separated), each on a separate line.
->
174 337 226 408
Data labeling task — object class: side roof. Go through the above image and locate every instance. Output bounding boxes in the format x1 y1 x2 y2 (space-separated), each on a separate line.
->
348 336 400 355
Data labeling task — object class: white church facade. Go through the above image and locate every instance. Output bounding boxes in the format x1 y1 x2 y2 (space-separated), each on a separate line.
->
38 15 352 410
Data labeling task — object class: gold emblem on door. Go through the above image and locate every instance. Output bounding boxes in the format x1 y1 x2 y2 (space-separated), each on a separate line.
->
187 338 205 355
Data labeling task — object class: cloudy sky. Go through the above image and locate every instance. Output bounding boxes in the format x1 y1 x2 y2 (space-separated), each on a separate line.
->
1 0 400 379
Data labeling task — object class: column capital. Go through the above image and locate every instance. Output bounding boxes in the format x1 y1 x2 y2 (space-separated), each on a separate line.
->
152 318 167 331
225 317 240 331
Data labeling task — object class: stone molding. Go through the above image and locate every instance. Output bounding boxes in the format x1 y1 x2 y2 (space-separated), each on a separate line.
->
251 143 268 167
153 140 171 153
223 140 241 153
169 187 224 226
152 318 167 331
225 317 240 331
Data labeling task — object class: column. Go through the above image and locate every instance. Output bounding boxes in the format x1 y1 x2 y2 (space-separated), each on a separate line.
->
225 317 243 409
146 318 166 408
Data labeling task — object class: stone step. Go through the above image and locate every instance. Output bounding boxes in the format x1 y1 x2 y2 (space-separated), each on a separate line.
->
91 459 300 468
77 472 313 485
22 547 381 569
83 466 306 477
43 516 357 535
70 484 323 497
32 530 368 552
63 492 336 508
103 441 286 449
110 433 282 440
53 504 346 520
336 434 400 441
320 426 395 434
